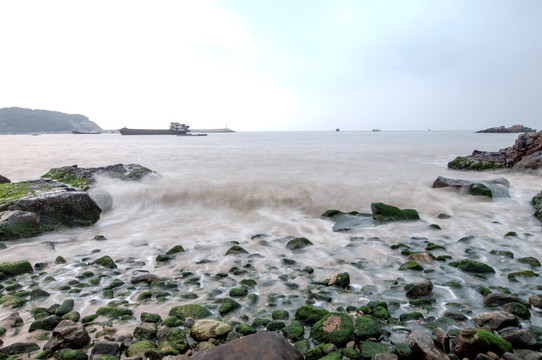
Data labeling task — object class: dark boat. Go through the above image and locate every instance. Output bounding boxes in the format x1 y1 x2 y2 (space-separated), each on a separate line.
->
119 122 206 136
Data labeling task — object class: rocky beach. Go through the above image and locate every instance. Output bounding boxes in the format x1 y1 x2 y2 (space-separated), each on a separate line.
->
0 131 542 360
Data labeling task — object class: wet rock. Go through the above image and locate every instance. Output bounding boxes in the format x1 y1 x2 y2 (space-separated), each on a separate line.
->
165 245 185 256
406 252 434 263
502 302 531 319
55 349 88 360
518 256 542 267
529 294 542 308
449 259 495 274
484 293 529 307
44 320 91 351
0 210 41 240
0 312 23 328
0 342 40 355
405 280 433 298
371 202 420 222
405 329 450 360
398 260 424 271
189 331 303 360
133 322 157 340
359 341 395 359
433 176 510 198
433 328 450 354
55 299 75 317
91 341 120 356
95 306 133 319
216 297 241 315
29 314 61 332
286 237 313 250
125 340 157 357
321 210 375 231
472 311 520 331
354 315 382 340
295 305 330 326
310 313 355 347
508 270 539 281
502 329 539 349
157 326 189 355
131 272 161 285
191 319 232 341
91 255 117 269
0 175 10 184
452 328 512 359
169 304 211 321
327 272 350 288
225 245 248 255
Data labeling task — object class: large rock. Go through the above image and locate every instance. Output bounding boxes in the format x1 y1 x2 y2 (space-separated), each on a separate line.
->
406 329 451 360
0 179 101 241
449 131 542 170
190 332 303 360
43 320 91 351
476 125 536 133
472 311 520 331
452 328 512 359
310 313 355 347
432 176 510 198
0 175 10 184
0 210 41 240
190 319 232 342
371 202 420 222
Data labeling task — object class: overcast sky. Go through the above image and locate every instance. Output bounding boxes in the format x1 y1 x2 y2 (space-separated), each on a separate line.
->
1 0 541 131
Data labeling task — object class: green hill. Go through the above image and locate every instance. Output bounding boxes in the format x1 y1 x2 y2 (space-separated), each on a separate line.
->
0 107 102 134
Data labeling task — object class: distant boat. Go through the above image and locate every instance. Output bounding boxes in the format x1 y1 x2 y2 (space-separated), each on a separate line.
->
372 128 381 132
72 130 101 134
119 122 206 136
336 128 340 132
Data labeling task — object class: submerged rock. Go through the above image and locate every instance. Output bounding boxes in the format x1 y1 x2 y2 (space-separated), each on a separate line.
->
371 202 420 222
449 259 495 275
452 328 512 359
433 176 510 198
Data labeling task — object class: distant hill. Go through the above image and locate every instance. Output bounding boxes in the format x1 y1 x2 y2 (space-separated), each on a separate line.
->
476 125 536 133
0 107 101 134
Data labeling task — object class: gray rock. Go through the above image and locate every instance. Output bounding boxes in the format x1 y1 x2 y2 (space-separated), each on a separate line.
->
405 329 451 360
91 341 120 356
472 311 520 331
0 175 10 184
44 320 91 351
0 342 40 355
433 176 510 198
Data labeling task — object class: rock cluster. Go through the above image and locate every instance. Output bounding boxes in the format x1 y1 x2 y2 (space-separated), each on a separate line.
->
476 125 536 133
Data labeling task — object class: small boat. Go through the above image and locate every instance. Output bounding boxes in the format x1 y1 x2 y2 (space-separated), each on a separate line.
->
72 130 101 134
119 122 206 136
372 128 381 132
336 128 340 132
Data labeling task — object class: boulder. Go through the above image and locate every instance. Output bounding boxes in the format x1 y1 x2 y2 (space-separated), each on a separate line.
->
189 331 303 360
0 175 10 184
0 342 40 355
0 210 41 240
483 293 529 307
452 328 512 359
448 131 542 170
0 260 33 277
371 202 420 222
43 320 91 351
432 176 510 198
405 280 433 298
190 319 232 341
472 311 520 331
405 329 451 360
310 313 355 347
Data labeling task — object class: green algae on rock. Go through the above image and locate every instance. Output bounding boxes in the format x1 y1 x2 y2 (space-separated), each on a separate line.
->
452 328 512 359
310 313 355 347
370 202 420 222
286 237 313 250
90 256 117 269
168 304 211 320
0 260 33 277
449 259 495 274
295 305 330 326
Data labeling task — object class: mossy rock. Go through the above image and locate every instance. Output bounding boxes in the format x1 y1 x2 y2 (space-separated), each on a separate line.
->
55 299 75 316
225 245 248 255
295 305 330 326
399 312 424 322
502 302 531 319
236 323 257 336
89 355 118 360
341 347 361 359
518 256 541 267
452 328 512 358
272 309 289 320
310 312 355 347
448 156 506 171
162 316 184 328
508 270 539 281
359 341 394 359
370 202 420 222
319 352 342 360
125 340 157 357
95 306 133 318
294 339 311 355
29 315 61 332
305 343 335 360
158 327 189 355
229 287 249 297
398 260 423 271
169 304 211 320
61 311 80 322
165 245 185 256
0 260 33 277
282 320 304 341
354 315 382 340
141 312 162 323
55 349 88 360
90 255 117 269
330 272 350 288
216 298 241 315
286 237 313 250
449 259 495 274
239 279 257 287
30 288 50 300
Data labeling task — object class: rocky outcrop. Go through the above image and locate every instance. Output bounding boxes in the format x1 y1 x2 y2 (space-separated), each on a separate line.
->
0 175 10 184
448 131 542 170
476 125 536 133
432 176 510 198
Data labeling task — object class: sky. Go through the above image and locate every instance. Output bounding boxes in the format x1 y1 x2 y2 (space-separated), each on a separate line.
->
1 0 541 131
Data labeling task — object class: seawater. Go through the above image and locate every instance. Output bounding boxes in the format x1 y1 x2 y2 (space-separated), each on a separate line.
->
1 131 541 333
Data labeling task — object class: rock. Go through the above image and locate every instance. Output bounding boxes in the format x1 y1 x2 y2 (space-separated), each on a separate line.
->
405 329 451 360
190 319 232 342
91 341 120 356
125 340 157 357
133 322 157 340
310 313 355 347
371 202 420 222
282 321 304 341
91 255 117 269
216 297 241 315
169 304 211 321
321 210 375 231
29 315 61 332
449 131 542 170
532 192 542 223
55 299 75 316
88 188 113 211
502 302 531 319
354 315 382 340
43 320 91 351
452 328 512 359
405 280 433 298
225 245 248 255
42 163 157 190
157 326 189 355
359 341 395 359
327 272 350 288
55 349 88 360
449 259 495 274
508 270 539 281
529 294 542 308
0 260 33 277
472 311 520 331
95 306 133 318
131 272 161 285
295 305 330 326
0 175 10 184
398 260 424 271
0 210 41 240
189 331 303 360
1 312 23 328
502 329 539 349
165 245 185 255
406 252 434 263
433 328 450 354
433 176 510 198
518 256 541 267
476 125 536 133
286 237 313 250
483 293 529 307
0 342 40 355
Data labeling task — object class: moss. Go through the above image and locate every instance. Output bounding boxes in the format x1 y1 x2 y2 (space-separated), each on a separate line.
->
282 320 304 341
371 202 420 222
518 256 541 267
272 309 289 320
295 305 331 326
216 297 241 315
229 287 249 297
399 312 424 321
168 304 211 320
158 327 189 355
90 255 117 269
0 182 34 203
81 314 98 323
354 315 382 340
239 279 257 287
448 156 506 171
165 245 185 255
125 340 157 357
310 313 355 347
490 250 514 258
162 316 184 327
0 260 33 277
96 306 133 318
341 347 361 359
55 349 88 360
236 323 257 336
141 312 162 323
359 341 394 359
398 260 424 271
449 259 495 274
508 270 539 281
286 237 313 250
426 242 445 251
475 328 513 354
225 245 248 255
41 168 90 190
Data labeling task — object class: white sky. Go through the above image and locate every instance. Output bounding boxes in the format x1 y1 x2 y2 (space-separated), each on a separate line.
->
1 0 541 131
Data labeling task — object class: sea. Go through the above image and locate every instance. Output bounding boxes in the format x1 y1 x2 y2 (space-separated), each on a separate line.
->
1 131 541 333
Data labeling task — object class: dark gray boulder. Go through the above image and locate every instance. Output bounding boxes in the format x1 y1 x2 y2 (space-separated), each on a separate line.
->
405 329 451 360
433 176 510 198
44 320 91 351
0 175 10 184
